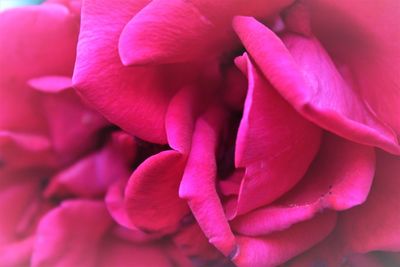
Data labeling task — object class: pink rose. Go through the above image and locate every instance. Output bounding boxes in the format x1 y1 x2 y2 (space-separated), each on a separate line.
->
1 0 400 266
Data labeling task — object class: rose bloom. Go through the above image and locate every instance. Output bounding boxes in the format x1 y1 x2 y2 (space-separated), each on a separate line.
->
1 0 400 266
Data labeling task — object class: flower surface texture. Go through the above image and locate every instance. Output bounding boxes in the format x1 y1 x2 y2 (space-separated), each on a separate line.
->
0 0 400 266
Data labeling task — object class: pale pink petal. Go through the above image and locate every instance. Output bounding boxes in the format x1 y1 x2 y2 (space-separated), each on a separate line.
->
125 150 189 233
231 53 321 216
32 200 112 267
231 133 375 236
233 16 400 154
119 0 294 65
179 106 236 257
339 151 400 252
233 211 337 267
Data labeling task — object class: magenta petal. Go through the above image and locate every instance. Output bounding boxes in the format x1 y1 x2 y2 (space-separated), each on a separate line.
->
233 16 400 154
105 180 162 242
44 136 132 198
173 223 221 260
0 4 78 134
73 0 171 143
125 150 189 233
166 88 196 154
28 76 72 93
41 89 108 163
99 237 172 267
231 133 375 236
339 152 400 252
119 0 294 65
31 200 112 267
232 53 321 215
0 237 34 267
179 107 236 256
308 0 400 136
233 211 337 267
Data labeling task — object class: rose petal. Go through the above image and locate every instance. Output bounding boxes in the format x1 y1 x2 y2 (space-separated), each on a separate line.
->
308 0 400 137
31 200 112 267
179 106 236 256
0 4 78 133
339 151 400 252
44 135 132 198
40 89 108 163
98 236 172 267
233 211 337 267
231 133 375 236
119 0 294 65
125 150 189 233
28 76 72 93
105 180 162 242
233 16 400 154
231 53 321 216
166 88 196 154
73 0 170 143
173 223 221 260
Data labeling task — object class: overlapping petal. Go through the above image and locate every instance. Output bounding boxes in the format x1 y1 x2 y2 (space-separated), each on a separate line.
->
233 16 400 154
231 133 375 236
230 53 321 216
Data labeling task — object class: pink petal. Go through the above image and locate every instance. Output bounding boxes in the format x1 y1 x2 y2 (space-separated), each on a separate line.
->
173 223 221 260
218 169 243 197
339 151 400 252
231 133 375 236
99 237 172 267
72 0 178 143
105 180 162 242
233 211 337 267
0 178 38 246
233 16 400 154
0 237 34 267
125 150 189 233
28 76 72 93
0 4 78 133
166 88 196 154
0 132 56 174
179 106 236 257
231 53 321 216
308 0 400 136
44 134 133 198
119 0 294 65
31 200 112 267
40 89 108 163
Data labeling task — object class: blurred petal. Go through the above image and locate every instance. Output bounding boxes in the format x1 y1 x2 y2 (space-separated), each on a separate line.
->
339 152 400 252
32 200 112 267
99 237 172 267
28 76 72 93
